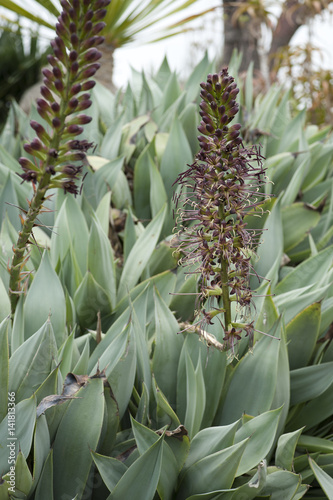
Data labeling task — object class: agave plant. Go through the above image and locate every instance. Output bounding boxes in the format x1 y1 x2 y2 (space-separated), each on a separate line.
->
0 42 333 498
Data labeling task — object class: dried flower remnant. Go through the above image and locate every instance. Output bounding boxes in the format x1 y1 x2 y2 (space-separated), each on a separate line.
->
174 69 269 354
8 0 110 315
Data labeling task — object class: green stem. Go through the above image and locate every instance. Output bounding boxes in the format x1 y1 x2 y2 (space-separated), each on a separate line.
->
9 172 51 315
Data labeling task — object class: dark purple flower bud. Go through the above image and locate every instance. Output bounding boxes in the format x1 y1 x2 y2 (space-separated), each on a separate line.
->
229 88 239 99
93 8 107 21
69 50 78 61
218 105 226 116
77 99 92 111
60 0 71 11
70 33 79 48
212 73 218 84
71 61 80 74
84 9 94 21
91 22 106 35
60 10 69 25
19 157 37 171
69 83 82 96
69 8 77 21
53 66 62 79
215 82 221 92
81 80 96 91
52 117 62 128
95 0 110 8
66 124 84 135
70 114 93 125
84 21 93 34
56 22 68 38
73 0 80 9
206 124 214 134
36 98 49 111
30 138 44 151
69 22 76 33
81 63 100 78
42 68 54 81
55 80 64 93
51 102 61 113
30 121 50 143
84 48 102 62
68 97 79 110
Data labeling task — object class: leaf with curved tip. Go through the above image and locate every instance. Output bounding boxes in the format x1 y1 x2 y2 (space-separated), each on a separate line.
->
108 435 164 500
117 204 166 301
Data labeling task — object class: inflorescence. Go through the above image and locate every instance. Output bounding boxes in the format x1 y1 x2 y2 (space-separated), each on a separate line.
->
174 69 269 353
9 0 110 315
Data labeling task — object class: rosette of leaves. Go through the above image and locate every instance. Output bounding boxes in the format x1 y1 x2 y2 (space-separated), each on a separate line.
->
174 69 269 353
8 0 110 316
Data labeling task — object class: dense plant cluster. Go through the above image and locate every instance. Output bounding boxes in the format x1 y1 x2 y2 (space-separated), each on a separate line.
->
0 2 333 498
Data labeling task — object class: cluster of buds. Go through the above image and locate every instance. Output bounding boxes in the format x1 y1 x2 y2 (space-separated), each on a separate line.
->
174 69 268 353
18 0 110 195
9 0 110 315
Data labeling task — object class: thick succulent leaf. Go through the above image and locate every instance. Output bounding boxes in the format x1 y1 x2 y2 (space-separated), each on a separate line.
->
57 330 75 378
309 457 333 500
32 415 50 493
108 435 164 500
290 362 333 405
281 156 310 207
133 143 154 220
95 191 112 235
131 303 151 394
149 154 168 218
91 451 127 492
287 379 333 431
275 283 330 324
51 195 89 276
270 322 290 444
0 318 10 422
0 394 36 474
297 435 333 454
12 450 33 497
34 449 54 500
152 288 183 407
184 353 206 439
274 245 333 295
275 428 304 471
215 319 282 425
258 468 304 500
131 418 179 500
88 217 117 310
234 407 282 476
74 271 112 329
98 385 119 456
117 204 166 301
254 196 283 282
23 251 66 345
53 377 105 500
183 421 239 473
286 302 321 369
0 173 20 232
176 439 248 500
159 117 193 200
11 295 24 353
9 320 58 403
282 203 320 253
107 323 137 420
153 377 181 429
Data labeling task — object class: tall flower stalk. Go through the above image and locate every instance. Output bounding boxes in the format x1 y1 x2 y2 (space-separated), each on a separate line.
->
174 69 269 354
8 0 110 316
